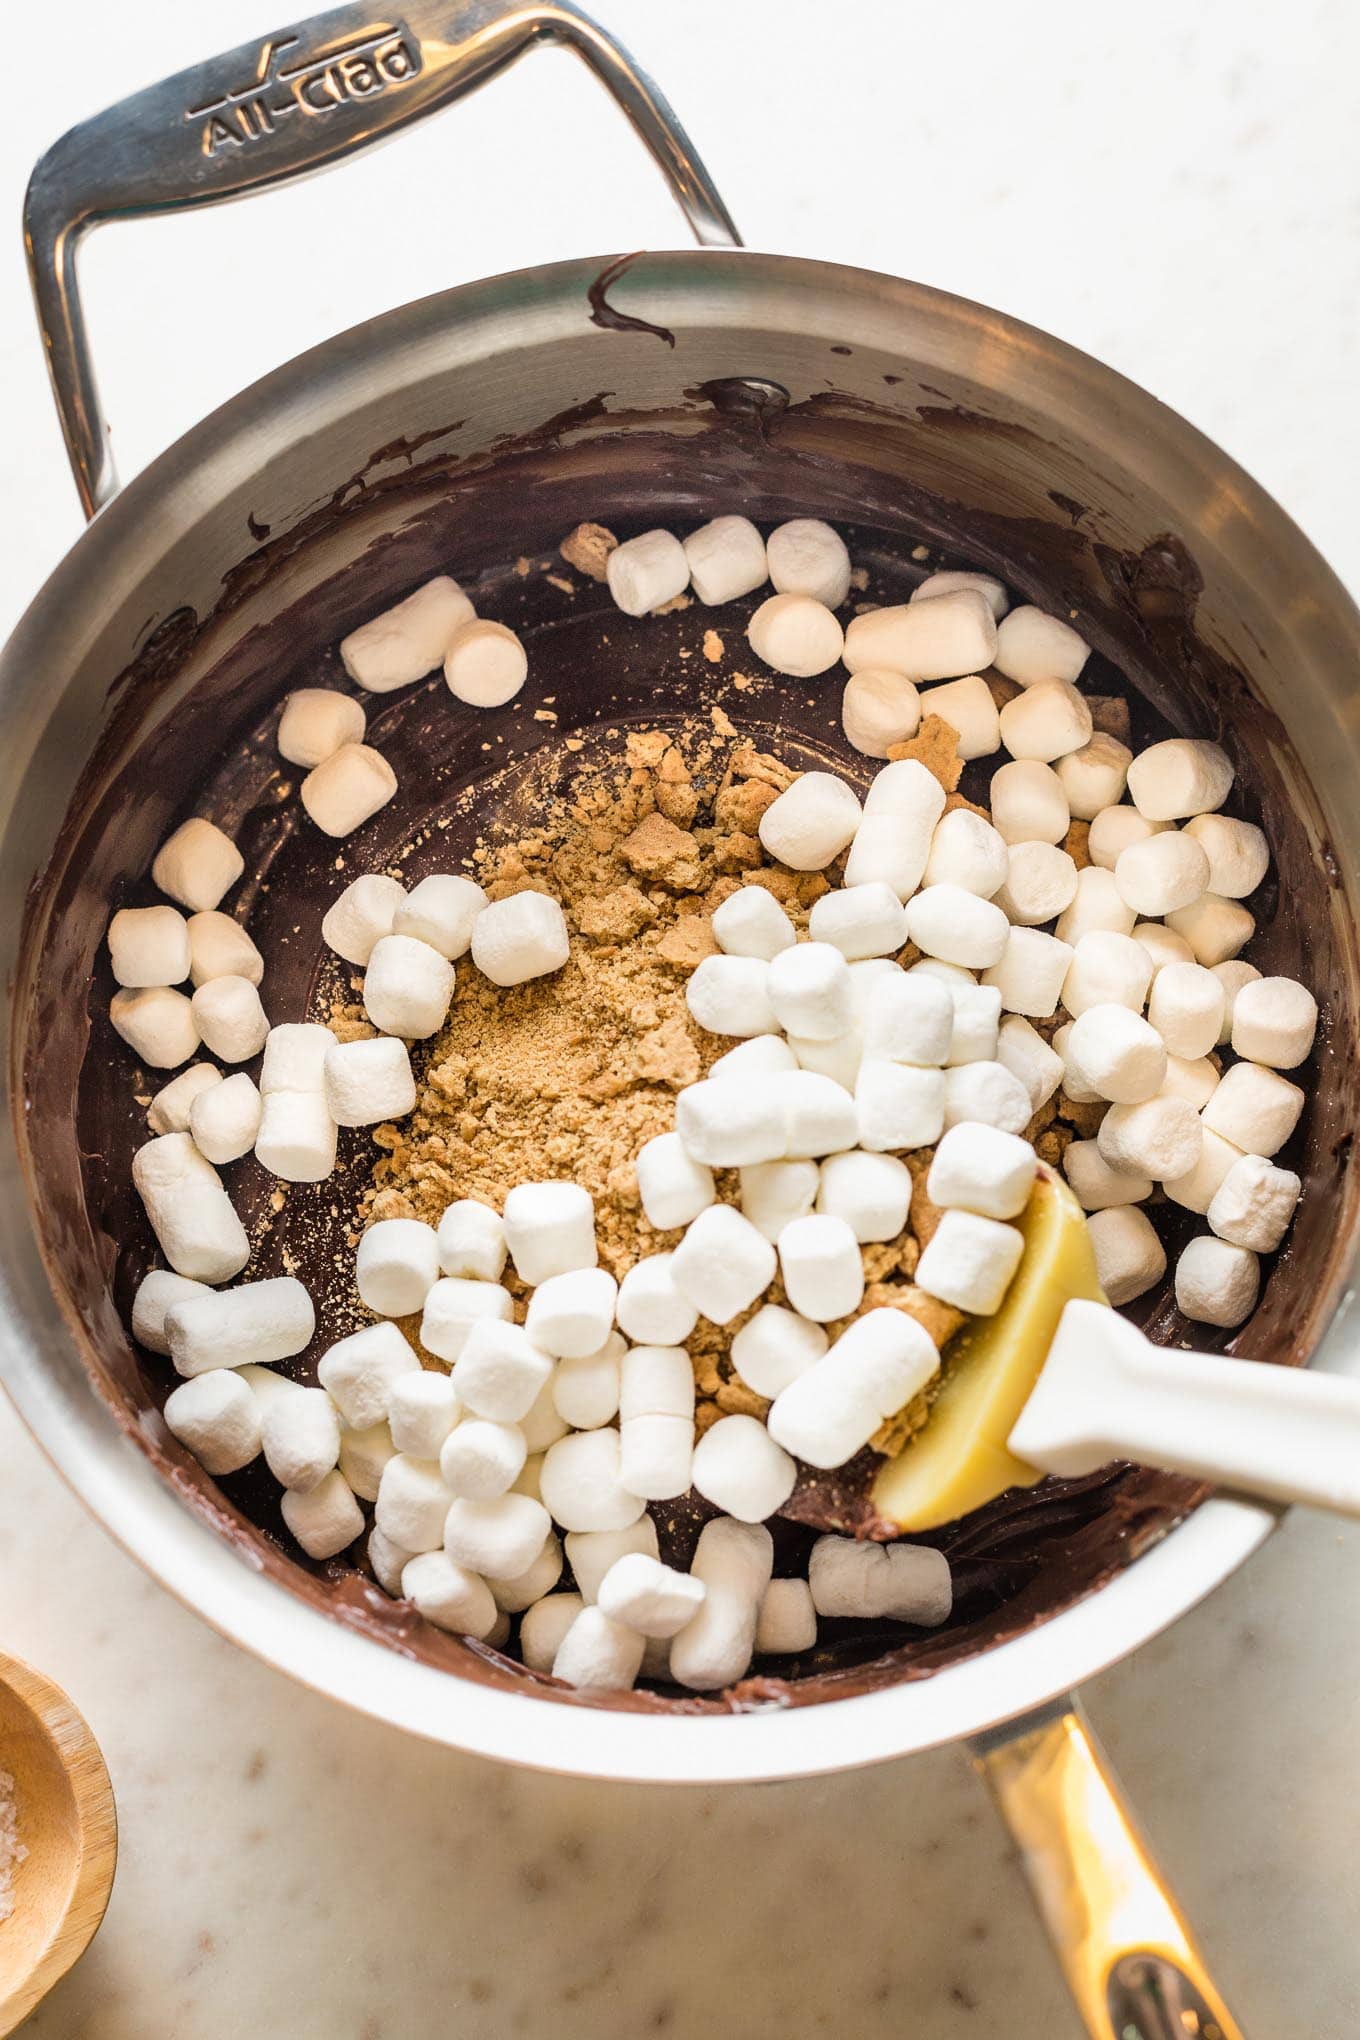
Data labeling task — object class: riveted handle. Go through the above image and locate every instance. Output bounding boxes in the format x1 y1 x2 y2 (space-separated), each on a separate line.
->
23 0 741 517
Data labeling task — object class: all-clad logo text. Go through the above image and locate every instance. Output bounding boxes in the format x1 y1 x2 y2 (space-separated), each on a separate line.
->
186 25 421 154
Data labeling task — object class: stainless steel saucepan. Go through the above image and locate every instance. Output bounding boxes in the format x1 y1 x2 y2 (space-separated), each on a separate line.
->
5 8 1359 2035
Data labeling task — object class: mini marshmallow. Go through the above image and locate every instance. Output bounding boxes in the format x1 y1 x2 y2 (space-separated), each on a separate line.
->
730 1304 828 1398
915 1209 1024 1314
904 886 1009 969
860 971 953 1066
565 1518 660 1603
1147 962 1225 1061
912 568 1009 619
807 884 909 961
282 1471 364 1560
190 976 268 1065
393 874 488 959
709 1034 800 1080
186 912 264 989
675 1077 788 1167
923 808 1008 898
670 1204 777 1324
1212 960 1262 1044
1231 977 1318 1070
998 681 1093 764
616 1255 697 1346
982 927 1074 1019
1055 867 1137 945
755 1577 818 1654
634 1132 715 1231
777 1213 864 1322
598 1552 707 1638
843 590 996 682
110 986 200 1069
947 982 1002 1066
355 1219 440 1317
420 1289 515 1370
994 842 1078 925
747 593 844 676
855 1060 946 1150
1114 831 1210 918
339 1422 397 1503
131 1268 211 1355
188 1070 261 1164
686 954 779 1037
1163 1127 1244 1216
788 1028 862 1090
941 1060 1033 1135
363 934 454 1039
758 772 862 869
691 1414 796 1523
989 760 1070 847
443 619 527 707
669 1519 774 1692
1064 1139 1152 1210
324 1035 416 1127
809 1536 953 1626
1160 1054 1221 1111
618 1381 695 1505
132 1134 250 1282
1175 1235 1260 1328
767 1308 940 1468
1087 805 1168 870
863 757 950 822
992 605 1089 688
842 814 932 900
1052 1022 1100 1103
340 576 473 691
317 1320 421 1427
1127 738 1234 821
739 1159 820 1243
540 1428 647 1533
1057 733 1131 820
321 874 407 966
261 1387 341 1494
917 673 1002 761
765 518 852 607
1207 1154 1302 1253
503 1181 597 1284
841 669 922 758
277 687 366 766
1086 1206 1167 1305
521 1592 587 1671
439 1418 527 1500
1183 813 1269 899
436 1200 507 1281
164 1370 262 1476
817 1149 912 1242
552 1334 625 1430
997 1015 1065 1111
683 514 768 605
606 528 690 615
766 944 853 1041
1062 931 1153 1017
1134 923 1197 974
526 1267 619 1359
301 743 398 837
444 1493 552 1579
1201 1061 1304 1158
552 1606 646 1692
147 1062 221 1135
368 1524 413 1597
711 885 796 961
519 1379 570 1456
108 905 191 989
387 1370 462 1459
470 890 570 987
1063 1004 1167 1104
152 818 244 914
401 1550 498 1638
260 1024 334 1102
1098 1095 1204 1180
927 1122 1036 1220
253 1091 338 1184
485 1531 564 1614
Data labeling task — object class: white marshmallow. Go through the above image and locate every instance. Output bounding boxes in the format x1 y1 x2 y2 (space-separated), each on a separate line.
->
997 1014 1065 1111
669 1519 773 1692
277 687 366 766
131 1268 211 1355
1062 931 1153 1017
1087 805 1168 870
368 1524 413 1597
999 681 1093 764
340 576 473 691
110 986 200 1069
691 1414 796 1523
755 1577 818 1654
807 884 909 961
355 1219 440 1317
670 1204 777 1324
164 1370 262 1476
540 1429 647 1533
1212 960 1262 1044
564 1518 659 1602
1147 962 1225 1061
709 1033 799 1081
982 927 1074 1020
260 1022 333 1095
817 1149 912 1242
1064 1004 1167 1104
387 1370 462 1458
485 1531 564 1614
1183 813 1269 899
863 757 950 822
777 1213 864 1322
301 743 398 837
1231 977 1318 1069
928 1123 1036 1220
445 1493 552 1579
444 1310 543 1409
503 1181 597 1285
190 976 268 1064
1163 1127 1243 1215
905 885 1009 969
147 1063 221 1136
1057 733 1131 820
841 669 922 758
1175 1235 1260 1328
923 808 1008 898
634 1132 715 1232
1114 831 1210 918
765 518 852 607
339 1421 397 1503
151 819 244 914
1127 738 1234 821
1098 1095 1204 1181
1207 1154 1302 1254
519 1380 571 1457
363 934 454 1039
1055 867 1137 945
842 814 929 900
994 842 1078 926
747 593 844 676
915 1208 1024 1313
1134 923 1197 975
766 944 853 1041
1160 1053 1221 1111
992 605 1089 688
739 1159 820 1242
989 760 1070 847
1064 1138 1152 1210
552 1336 625 1430
375 1452 453 1550
843 591 996 681
436 1200 507 1281
683 515 768 605
261 1387 341 1494
618 1383 695 1504
675 1077 788 1168
598 1552 706 1637
912 568 1009 619
809 1536 953 1626
860 971 953 1066
758 772 862 869
947 982 1002 1066
324 1035 416 1128
188 1070 261 1164
401 1550 498 1637
606 528 689 615
439 1417 527 1500
525 1267 619 1359
855 1060 946 1150
107 905 191 989
321 874 407 966
917 674 1001 761
393 874 488 959
1052 1021 1100 1103
616 1256 697 1345
767 1308 939 1468
282 1471 364 1560
730 1305 828 1399
711 885 796 961
552 1606 646 1692
132 1134 249 1282
443 619 527 707
1201 1061 1304 1158
470 890 570 987
686 954 779 1037
521 1592 587 1671
254 1091 338 1184
1086 1205 1167 1306
186 912 264 989
941 1060 1033 1135
317 1320 421 1427
788 1028 862 1090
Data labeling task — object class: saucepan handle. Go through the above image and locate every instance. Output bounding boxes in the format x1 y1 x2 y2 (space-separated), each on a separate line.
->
23 0 741 518
972 1698 1246 2040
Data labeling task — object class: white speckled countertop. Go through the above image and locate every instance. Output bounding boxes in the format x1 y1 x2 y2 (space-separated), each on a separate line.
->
3 4 1359 2033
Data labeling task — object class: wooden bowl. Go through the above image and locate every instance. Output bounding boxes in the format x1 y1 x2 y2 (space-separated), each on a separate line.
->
0 1651 116 2035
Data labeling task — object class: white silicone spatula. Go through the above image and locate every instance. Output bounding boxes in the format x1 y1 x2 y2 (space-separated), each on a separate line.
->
1008 1298 1360 1517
